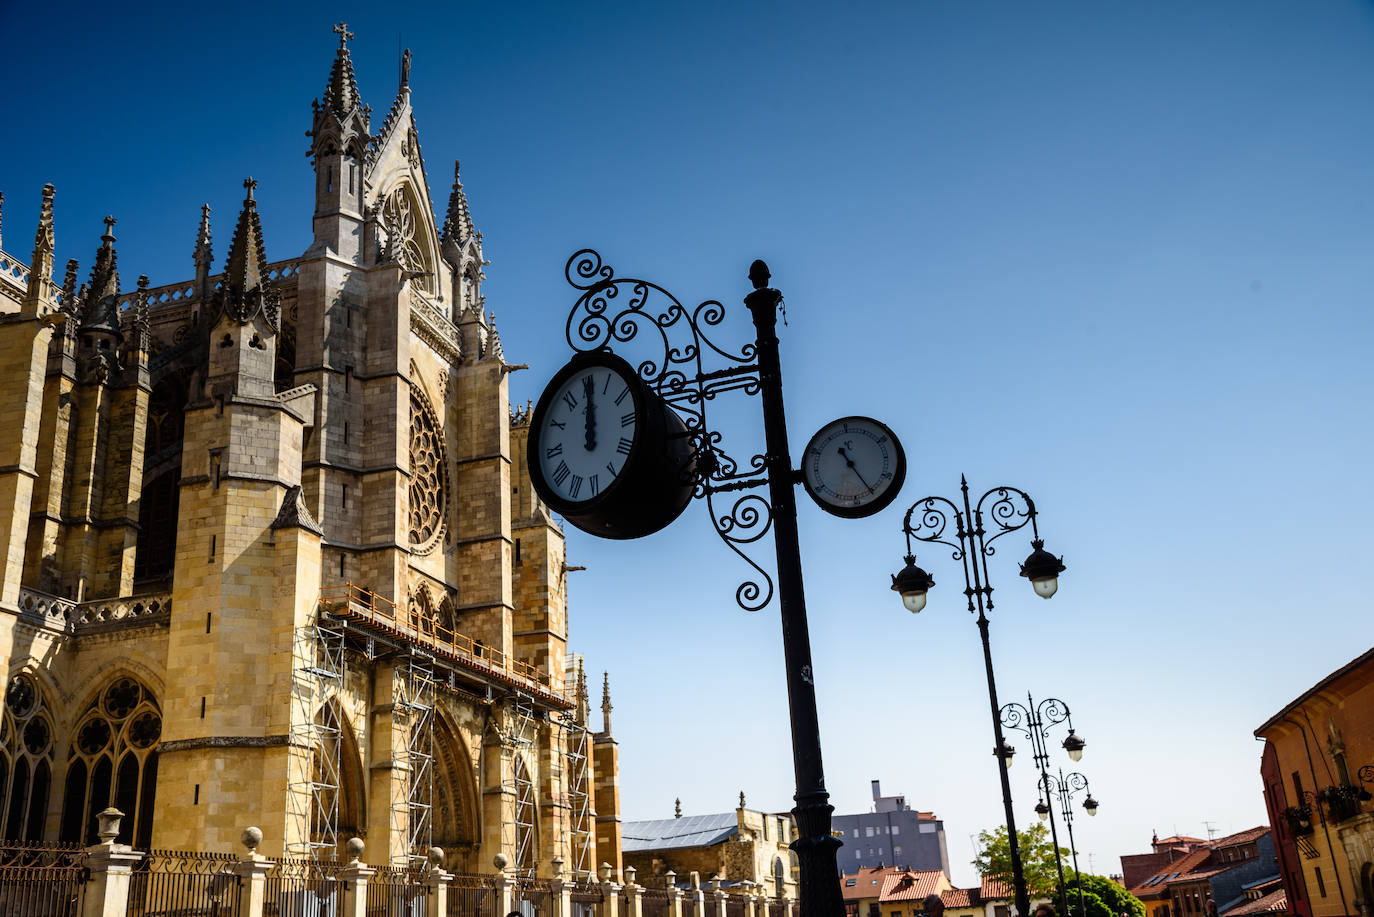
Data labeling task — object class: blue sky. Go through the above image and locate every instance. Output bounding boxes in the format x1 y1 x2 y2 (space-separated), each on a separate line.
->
5 0 1374 887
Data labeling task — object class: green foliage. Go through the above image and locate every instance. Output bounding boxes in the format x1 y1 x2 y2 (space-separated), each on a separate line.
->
1063 874 1146 917
971 823 1068 898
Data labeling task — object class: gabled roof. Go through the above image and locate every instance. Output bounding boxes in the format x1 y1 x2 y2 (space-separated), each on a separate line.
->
942 888 974 908
1130 848 1215 897
842 866 896 902
1211 827 1269 849
880 869 948 902
1168 868 1228 884
1255 646 1374 735
981 877 1013 900
1156 835 1207 847
1223 890 1287 916
621 813 737 852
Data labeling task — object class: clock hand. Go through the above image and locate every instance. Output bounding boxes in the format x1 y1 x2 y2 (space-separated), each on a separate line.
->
583 376 597 451
837 446 875 494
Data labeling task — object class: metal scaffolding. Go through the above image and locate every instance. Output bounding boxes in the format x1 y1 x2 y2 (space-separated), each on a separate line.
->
505 691 538 881
392 650 436 869
288 617 346 861
560 711 595 883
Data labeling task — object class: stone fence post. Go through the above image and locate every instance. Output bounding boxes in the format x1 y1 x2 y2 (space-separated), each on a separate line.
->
549 855 571 917
424 847 451 917
233 827 273 917
81 808 143 917
338 838 373 917
684 871 705 917
600 861 622 917
494 853 515 915
707 877 727 917
623 865 642 917
665 870 684 917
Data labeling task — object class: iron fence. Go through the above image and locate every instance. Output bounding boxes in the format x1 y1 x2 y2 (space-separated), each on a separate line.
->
724 893 748 917
569 881 602 917
365 864 428 917
127 848 240 917
511 878 552 916
261 856 342 917
0 840 87 917
640 886 672 917
446 873 498 916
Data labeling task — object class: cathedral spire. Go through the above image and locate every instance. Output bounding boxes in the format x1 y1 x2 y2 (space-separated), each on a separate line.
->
217 178 278 330
483 310 505 362
0 190 5 251
322 22 363 119
601 671 613 737
79 216 122 336
24 184 56 309
193 203 213 291
576 659 589 725
442 160 474 249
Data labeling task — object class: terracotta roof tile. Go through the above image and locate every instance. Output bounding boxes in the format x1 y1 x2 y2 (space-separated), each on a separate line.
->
1210 827 1269 849
981 877 1014 900
1223 891 1287 916
943 889 974 908
842 867 896 902
1130 848 1215 897
880 870 949 902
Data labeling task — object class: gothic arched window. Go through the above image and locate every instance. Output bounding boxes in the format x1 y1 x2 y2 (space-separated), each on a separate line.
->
381 187 435 295
60 677 161 846
408 385 448 552
2 674 54 840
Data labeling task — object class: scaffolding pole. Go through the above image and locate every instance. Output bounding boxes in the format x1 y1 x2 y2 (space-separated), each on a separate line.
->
288 616 346 861
560 712 595 884
504 691 538 881
392 650 436 869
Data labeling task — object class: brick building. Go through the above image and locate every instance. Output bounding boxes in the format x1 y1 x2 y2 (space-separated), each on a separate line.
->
1126 828 1280 917
0 23 620 883
1255 647 1374 917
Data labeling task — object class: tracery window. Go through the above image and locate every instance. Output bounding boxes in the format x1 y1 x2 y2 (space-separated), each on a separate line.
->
381 187 434 295
60 677 161 846
2 674 54 840
408 386 448 552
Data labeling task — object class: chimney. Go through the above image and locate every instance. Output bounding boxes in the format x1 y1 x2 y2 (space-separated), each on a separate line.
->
872 780 882 801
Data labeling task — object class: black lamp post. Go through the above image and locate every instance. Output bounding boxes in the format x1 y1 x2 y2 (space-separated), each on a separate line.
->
1037 769 1098 917
890 479 1066 917
1000 695 1085 917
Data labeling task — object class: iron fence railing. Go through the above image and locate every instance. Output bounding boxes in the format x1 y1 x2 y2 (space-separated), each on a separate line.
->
446 873 499 916
569 881 603 917
724 893 748 917
261 856 342 916
127 848 241 917
640 886 673 917
511 878 552 916
366 864 429 917
0 840 87 917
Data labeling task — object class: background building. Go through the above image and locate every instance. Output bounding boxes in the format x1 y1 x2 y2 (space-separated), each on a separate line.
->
0 25 618 882
832 779 951 874
620 796 800 899
841 865 951 917
1126 827 1281 917
1255 647 1374 917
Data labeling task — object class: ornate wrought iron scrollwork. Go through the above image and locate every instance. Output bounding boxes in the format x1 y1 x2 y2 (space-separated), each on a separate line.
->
976 486 1039 553
562 249 773 610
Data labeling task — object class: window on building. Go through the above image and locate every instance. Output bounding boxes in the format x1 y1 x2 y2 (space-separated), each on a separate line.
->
853 829 859 838
894 845 903 857
855 851 861 860
867 826 875 837
2 674 54 841
892 825 900 835
1315 867 1326 898
995 906 1011 917
59 676 161 846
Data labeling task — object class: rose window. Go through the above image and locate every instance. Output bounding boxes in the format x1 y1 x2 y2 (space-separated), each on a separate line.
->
409 386 447 551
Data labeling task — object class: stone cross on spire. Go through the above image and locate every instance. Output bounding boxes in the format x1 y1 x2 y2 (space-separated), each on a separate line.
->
244 177 257 200
334 21 353 45
102 215 116 239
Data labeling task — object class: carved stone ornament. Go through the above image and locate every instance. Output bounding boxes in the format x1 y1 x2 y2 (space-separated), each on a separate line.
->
381 187 433 294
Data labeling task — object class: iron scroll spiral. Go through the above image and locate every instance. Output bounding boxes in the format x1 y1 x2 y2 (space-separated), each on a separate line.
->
561 250 773 611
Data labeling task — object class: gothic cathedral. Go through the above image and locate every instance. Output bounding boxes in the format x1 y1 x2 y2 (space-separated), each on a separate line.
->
0 24 622 879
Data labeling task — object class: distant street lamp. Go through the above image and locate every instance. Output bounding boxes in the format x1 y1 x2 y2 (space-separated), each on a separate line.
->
1000 695 1087 917
890 478 1066 917
1037 769 1099 917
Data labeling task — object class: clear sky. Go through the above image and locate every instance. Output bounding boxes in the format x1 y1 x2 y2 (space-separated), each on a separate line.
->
4 0 1374 890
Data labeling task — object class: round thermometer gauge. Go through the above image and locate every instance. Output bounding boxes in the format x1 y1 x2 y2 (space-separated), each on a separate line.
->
801 416 906 518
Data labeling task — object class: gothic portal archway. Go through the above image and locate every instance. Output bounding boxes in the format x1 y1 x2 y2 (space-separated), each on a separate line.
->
432 713 479 873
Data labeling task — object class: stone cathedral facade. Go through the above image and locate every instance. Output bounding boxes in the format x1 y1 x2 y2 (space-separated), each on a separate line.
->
0 25 623 878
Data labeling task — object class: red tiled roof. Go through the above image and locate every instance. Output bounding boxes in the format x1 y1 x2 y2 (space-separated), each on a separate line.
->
1130 848 1215 897
981 877 1013 900
1168 868 1228 884
842 867 896 902
1156 835 1207 847
1210 827 1269 849
881 870 948 902
942 889 974 908
1224 891 1287 916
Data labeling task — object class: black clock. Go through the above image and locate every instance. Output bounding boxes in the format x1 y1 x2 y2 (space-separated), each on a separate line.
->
800 416 906 518
527 351 695 539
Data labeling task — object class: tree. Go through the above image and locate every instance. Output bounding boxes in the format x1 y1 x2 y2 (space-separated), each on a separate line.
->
1063 874 1146 917
971 823 1068 898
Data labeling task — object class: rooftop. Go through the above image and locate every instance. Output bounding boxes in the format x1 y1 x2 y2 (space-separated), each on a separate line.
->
621 813 737 852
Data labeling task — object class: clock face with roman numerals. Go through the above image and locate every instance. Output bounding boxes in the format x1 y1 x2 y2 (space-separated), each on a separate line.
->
530 354 642 508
